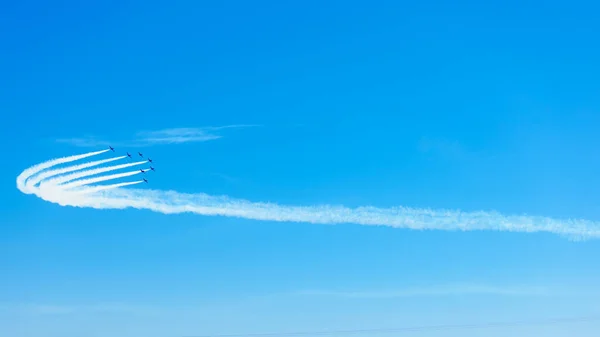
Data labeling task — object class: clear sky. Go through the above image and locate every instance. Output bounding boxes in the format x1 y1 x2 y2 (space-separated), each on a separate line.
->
2 1 600 336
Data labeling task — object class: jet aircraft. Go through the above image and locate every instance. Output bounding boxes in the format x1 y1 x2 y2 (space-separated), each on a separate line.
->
148 158 153 163
109 146 115 152
138 152 143 157
126 152 132 158
149 166 155 172
140 169 145 173
143 178 148 183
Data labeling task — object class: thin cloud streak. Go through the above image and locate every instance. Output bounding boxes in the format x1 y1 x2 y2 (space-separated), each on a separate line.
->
56 137 113 148
295 284 553 299
0 285 554 316
56 125 260 147
0 303 166 316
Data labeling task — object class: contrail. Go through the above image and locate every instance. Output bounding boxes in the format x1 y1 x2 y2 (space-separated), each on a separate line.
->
41 160 146 187
16 150 600 240
58 170 145 190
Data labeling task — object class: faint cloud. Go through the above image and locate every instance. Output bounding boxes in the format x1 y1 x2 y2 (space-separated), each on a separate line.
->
135 128 221 144
294 284 554 299
25 305 76 315
2 303 165 316
56 136 112 148
208 172 240 183
56 124 260 148
136 125 259 145
194 171 240 184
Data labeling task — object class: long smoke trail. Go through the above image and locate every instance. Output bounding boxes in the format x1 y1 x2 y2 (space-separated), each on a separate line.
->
16 149 109 194
25 155 126 190
42 160 146 187
16 150 600 240
74 181 144 194
58 170 145 190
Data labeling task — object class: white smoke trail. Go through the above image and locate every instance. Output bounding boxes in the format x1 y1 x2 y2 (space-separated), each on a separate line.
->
72 188 599 240
16 149 109 194
25 156 126 190
74 181 144 194
42 160 147 187
16 150 600 240
58 170 145 190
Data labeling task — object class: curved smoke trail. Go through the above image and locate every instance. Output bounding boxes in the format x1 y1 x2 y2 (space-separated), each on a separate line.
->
41 160 146 187
16 150 600 240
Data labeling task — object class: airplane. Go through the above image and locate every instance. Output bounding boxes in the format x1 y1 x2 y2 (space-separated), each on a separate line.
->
138 152 143 158
143 178 148 183
109 146 115 152
126 152 132 158
140 169 145 173
147 158 153 163
149 166 155 172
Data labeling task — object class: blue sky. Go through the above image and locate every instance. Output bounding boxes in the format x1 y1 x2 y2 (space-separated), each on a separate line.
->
2 0 600 336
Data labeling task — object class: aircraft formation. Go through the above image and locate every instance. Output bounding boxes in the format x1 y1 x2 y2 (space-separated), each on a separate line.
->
109 146 155 184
